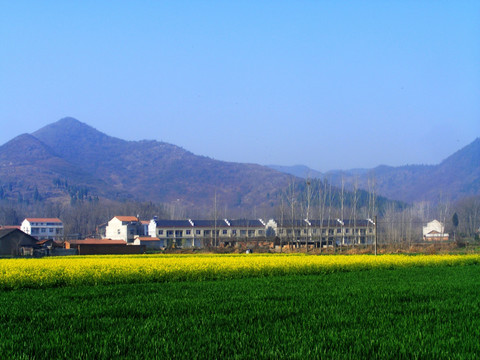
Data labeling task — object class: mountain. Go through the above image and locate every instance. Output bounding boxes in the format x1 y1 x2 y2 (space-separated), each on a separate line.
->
267 165 323 179
270 139 480 203
0 133 109 202
1 117 294 213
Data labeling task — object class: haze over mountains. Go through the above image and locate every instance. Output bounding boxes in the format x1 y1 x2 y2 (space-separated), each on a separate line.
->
0 117 478 214
269 138 480 203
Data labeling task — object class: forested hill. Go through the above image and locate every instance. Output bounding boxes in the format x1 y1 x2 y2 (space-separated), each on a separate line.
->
1 117 296 214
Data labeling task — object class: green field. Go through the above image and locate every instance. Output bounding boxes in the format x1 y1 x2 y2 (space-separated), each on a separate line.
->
1 264 479 359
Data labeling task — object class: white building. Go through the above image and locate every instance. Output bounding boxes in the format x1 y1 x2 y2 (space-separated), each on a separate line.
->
105 216 144 243
148 218 267 248
423 220 449 241
266 219 375 246
21 218 64 241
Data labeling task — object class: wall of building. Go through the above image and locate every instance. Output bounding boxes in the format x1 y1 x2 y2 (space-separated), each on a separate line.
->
76 244 146 255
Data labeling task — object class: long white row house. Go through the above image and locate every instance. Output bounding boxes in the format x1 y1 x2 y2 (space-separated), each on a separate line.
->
103 216 376 249
148 218 267 248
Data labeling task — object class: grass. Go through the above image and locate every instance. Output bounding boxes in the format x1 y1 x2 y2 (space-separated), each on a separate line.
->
1 264 480 359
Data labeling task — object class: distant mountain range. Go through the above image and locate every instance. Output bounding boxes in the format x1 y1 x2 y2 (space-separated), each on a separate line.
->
0 117 294 214
1 118 477 213
269 138 480 203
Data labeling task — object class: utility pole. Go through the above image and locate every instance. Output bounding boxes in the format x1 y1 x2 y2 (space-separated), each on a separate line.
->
306 179 311 250
214 190 217 248
368 217 377 256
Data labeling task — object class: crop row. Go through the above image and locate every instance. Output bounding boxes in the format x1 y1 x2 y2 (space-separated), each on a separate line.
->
1 254 479 290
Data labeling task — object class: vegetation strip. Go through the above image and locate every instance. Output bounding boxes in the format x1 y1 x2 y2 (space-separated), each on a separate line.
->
1 254 479 290
1 266 480 359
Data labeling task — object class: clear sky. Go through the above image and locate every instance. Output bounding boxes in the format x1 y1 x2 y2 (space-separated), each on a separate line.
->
1 1 479 171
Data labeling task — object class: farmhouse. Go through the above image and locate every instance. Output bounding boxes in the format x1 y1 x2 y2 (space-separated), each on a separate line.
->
105 216 146 243
133 236 165 249
65 238 145 255
423 220 449 241
21 218 64 241
0 228 39 256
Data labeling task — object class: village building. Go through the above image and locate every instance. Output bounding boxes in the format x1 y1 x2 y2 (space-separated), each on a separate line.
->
65 238 145 255
266 219 376 247
0 228 39 256
423 220 449 241
133 236 165 249
148 218 267 248
20 218 64 241
104 216 146 243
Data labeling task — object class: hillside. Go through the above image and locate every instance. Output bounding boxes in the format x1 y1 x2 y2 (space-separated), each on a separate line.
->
0 133 108 202
270 138 480 203
1 117 294 213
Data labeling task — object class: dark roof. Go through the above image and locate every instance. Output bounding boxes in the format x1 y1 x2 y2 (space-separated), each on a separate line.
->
0 228 17 238
228 219 265 227
152 219 267 228
189 220 218 227
274 220 306 227
153 219 194 227
274 219 372 227
0 228 39 246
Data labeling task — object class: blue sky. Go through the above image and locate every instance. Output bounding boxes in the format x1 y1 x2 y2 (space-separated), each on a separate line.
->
1 1 479 171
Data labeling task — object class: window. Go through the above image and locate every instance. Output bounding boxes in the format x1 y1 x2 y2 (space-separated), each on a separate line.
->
222 230 228 235
158 230 164 235
345 228 350 234
41 228 46 233
117 229 120 234
186 230 191 235
336 228 341 233
240 230 246 236
196 230 201 235
232 230 237 236
167 230 174 237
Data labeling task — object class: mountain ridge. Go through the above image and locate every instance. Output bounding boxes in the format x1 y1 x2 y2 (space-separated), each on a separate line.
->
1 117 294 213
269 138 480 203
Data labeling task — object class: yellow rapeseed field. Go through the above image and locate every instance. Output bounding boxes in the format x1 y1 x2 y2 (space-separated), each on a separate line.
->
1 254 479 289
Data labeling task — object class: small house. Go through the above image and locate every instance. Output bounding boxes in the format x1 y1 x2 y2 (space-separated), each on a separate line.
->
423 220 449 241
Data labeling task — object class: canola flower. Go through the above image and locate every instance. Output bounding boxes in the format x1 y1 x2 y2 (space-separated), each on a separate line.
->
0 254 479 290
